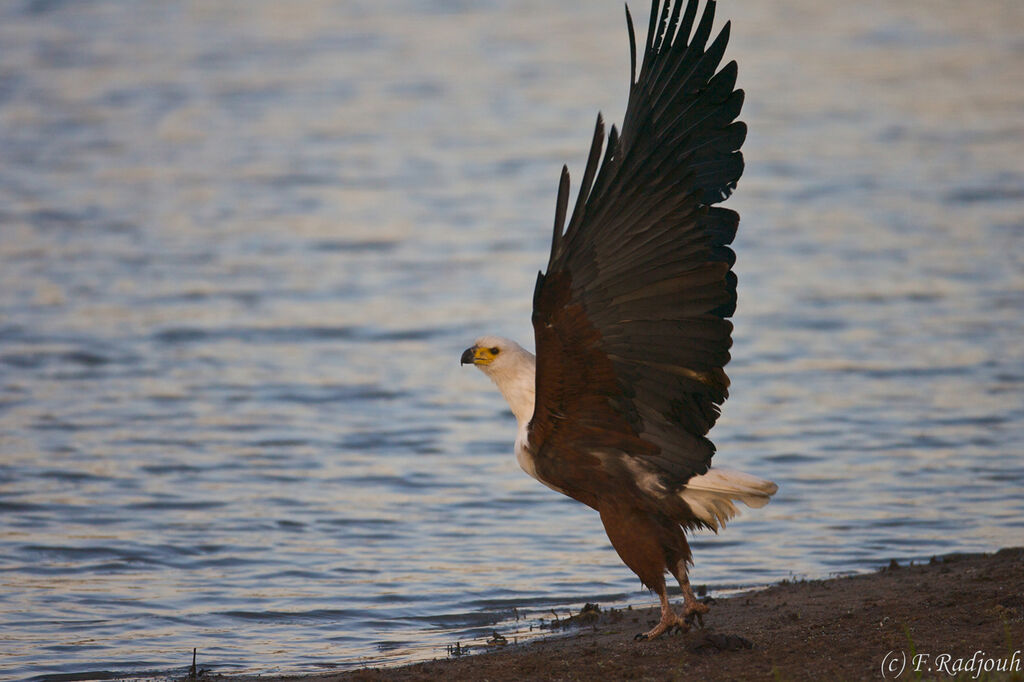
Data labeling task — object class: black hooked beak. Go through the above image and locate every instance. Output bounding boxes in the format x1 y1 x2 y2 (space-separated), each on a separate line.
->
460 346 477 365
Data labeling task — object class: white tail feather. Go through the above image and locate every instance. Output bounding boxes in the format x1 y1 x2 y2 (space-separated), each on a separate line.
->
679 468 778 530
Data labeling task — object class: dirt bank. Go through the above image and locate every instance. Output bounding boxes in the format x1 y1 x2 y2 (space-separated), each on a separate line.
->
219 547 1023 682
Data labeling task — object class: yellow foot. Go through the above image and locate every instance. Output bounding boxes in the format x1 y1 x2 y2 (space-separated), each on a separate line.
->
634 609 689 640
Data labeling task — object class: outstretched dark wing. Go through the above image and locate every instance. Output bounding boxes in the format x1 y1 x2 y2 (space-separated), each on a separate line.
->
527 0 744 515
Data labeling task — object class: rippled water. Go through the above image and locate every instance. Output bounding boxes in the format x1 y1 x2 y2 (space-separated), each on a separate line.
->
1 0 1022 679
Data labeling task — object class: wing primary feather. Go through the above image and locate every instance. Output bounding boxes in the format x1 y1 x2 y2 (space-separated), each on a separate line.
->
566 114 605 242
665 0 685 49
653 0 671 53
532 270 547 316
643 0 659 79
689 0 716 56
678 20 730 100
644 37 733 152
645 0 701 110
589 123 620 207
648 7 725 129
625 4 638 87
677 0 700 48
572 124 621 251
549 165 570 265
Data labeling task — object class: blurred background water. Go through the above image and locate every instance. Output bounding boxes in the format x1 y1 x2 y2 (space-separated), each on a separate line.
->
1 0 1022 679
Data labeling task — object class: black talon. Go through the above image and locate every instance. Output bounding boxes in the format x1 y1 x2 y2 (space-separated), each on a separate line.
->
634 632 648 641
684 611 706 628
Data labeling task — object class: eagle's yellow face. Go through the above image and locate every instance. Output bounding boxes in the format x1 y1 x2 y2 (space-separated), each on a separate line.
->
460 344 501 367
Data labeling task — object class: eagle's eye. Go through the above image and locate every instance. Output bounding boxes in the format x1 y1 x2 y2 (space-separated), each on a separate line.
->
489 347 500 355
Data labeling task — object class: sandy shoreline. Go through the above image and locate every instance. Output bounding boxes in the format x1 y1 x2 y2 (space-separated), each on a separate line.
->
210 547 1024 682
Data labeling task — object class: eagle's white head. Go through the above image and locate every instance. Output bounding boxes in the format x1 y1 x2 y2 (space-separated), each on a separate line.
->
461 335 536 426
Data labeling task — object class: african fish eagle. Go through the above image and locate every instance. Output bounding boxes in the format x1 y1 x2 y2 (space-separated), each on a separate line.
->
461 0 777 640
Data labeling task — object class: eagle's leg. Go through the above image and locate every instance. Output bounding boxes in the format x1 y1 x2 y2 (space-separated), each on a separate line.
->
635 584 690 640
599 504 690 640
673 559 710 627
